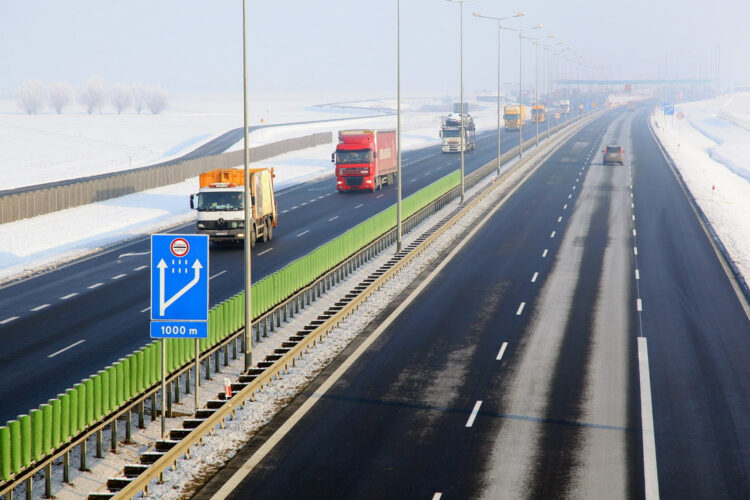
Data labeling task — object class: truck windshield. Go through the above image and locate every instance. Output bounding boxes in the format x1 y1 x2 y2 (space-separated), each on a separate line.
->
503 114 519 120
442 129 461 138
336 150 371 164
197 192 244 211
532 108 543 114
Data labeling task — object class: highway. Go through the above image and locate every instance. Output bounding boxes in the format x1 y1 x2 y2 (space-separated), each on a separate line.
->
192 104 750 499
0 121 549 424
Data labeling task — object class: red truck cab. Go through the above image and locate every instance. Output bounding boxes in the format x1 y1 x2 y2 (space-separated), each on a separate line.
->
333 129 397 192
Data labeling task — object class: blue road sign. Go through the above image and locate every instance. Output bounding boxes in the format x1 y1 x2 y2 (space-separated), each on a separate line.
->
663 103 675 115
150 234 208 338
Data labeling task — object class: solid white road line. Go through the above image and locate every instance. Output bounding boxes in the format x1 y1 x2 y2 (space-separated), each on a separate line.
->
637 298 643 312
0 317 19 325
296 230 310 237
88 283 103 289
638 337 660 499
542 249 548 258
111 274 126 280
516 302 526 315
60 293 79 300
328 216 339 222
210 270 227 280
496 342 509 360
354 204 363 209
531 272 539 283
257 248 274 256
134 265 148 271
466 401 483 427
49 339 85 358
31 304 50 312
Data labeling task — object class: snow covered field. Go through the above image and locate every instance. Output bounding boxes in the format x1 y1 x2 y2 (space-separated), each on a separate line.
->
651 93 750 285
0 94 500 283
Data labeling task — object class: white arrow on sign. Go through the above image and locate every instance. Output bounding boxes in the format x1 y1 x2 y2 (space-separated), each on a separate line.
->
157 259 203 317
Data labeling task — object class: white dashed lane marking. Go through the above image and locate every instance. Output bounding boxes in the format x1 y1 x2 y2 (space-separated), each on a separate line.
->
297 230 310 237
210 270 227 280
134 265 148 271
60 293 78 300
0 317 19 325
48 339 85 358
111 274 126 280
465 401 483 427
328 216 339 222
496 342 509 360
31 304 50 312
531 272 539 283
257 248 273 256
516 302 526 315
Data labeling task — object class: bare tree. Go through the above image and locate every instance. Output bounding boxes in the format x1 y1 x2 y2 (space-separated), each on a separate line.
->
145 86 169 115
78 76 108 114
131 84 147 114
48 82 73 114
111 84 132 114
17 79 46 114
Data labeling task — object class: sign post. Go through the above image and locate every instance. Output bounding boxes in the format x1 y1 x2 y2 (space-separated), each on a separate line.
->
150 234 209 437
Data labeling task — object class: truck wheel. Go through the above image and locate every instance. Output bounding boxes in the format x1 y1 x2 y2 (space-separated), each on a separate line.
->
250 228 256 248
265 218 273 242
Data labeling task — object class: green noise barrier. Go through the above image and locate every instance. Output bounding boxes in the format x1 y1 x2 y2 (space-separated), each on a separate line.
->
0 167 462 489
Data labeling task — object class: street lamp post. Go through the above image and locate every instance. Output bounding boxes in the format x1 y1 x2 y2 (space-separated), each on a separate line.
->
396 0 402 253
518 25 543 158
242 0 253 373
446 0 474 204
473 11 526 176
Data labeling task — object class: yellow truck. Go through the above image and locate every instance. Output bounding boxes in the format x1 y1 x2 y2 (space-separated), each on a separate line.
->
531 104 546 123
503 105 527 130
189 168 277 246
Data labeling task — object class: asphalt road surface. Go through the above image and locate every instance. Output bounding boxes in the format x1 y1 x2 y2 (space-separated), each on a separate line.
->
194 104 750 499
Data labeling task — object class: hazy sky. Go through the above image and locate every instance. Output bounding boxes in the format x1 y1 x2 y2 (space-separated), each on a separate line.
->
1 0 748 99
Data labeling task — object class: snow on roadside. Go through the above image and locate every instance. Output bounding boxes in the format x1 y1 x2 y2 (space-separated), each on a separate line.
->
650 94 750 285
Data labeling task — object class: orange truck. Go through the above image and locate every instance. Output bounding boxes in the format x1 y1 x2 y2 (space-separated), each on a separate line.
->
531 104 546 122
189 168 277 246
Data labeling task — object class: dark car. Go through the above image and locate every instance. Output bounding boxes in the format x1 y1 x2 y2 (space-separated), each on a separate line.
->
603 144 624 165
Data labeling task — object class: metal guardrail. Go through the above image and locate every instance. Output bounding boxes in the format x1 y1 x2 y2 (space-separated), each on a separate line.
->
0 113 593 500
0 132 332 224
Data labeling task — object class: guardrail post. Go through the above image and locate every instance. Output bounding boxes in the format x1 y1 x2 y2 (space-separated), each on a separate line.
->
174 376 180 404
167 383 173 419
45 462 52 498
138 401 145 429
214 349 220 374
126 409 132 441
111 420 117 453
96 430 102 458
24 477 31 500
63 450 69 483
151 394 156 421
79 438 87 471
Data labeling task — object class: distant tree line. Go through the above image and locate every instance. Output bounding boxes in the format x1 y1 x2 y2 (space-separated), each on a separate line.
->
15 77 169 115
